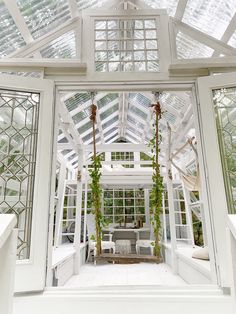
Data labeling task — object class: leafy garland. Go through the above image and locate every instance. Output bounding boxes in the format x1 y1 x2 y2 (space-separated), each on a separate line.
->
149 101 164 258
89 103 103 256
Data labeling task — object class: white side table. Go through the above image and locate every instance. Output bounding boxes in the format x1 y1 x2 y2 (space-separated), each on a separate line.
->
115 239 131 255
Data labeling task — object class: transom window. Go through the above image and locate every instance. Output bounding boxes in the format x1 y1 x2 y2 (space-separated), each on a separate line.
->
94 18 159 72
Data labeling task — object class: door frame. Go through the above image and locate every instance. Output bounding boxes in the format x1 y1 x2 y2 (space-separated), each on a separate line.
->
46 80 219 286
0 74 55 292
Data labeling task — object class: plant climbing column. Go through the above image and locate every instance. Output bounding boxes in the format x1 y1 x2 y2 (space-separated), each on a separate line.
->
89 99 102 256
149 95 164 258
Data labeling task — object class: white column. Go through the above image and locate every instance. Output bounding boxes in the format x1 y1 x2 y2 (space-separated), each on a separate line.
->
83 165 88 244
144 189 150 225
54 162 67 247
162 192 167 243
134 152 140 169
166 163 178 274
74 148 84 274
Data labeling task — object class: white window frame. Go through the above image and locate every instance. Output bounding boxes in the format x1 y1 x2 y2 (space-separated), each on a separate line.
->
197 71 236 288
82 9 171 81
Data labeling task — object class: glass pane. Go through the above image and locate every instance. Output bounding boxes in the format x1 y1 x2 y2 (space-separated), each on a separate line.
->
213 87 236 214
0 89 40 259
41 31 76 58
17 0 71 39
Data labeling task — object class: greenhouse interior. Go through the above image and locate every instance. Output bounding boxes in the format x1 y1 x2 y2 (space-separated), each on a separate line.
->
0 0 236 314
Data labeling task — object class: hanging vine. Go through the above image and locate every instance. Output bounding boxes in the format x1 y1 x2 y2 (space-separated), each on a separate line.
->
149 96 164 258
89 100 102 256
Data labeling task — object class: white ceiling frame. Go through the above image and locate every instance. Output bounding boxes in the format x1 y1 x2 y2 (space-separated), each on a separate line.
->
83 131 100 145
59 121 78 154
9 17 80 58
68 0 79 18
174 0 188 21
172 18 236 56
75 116 90 129
84 143 150 153
212 12 236 57
57 143 73 150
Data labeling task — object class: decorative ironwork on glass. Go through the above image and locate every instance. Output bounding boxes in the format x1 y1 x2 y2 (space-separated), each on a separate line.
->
0 89 40 259
213 87 236 214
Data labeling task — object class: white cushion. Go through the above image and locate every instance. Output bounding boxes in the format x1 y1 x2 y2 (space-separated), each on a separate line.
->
136 240 154 248
192 246 209 260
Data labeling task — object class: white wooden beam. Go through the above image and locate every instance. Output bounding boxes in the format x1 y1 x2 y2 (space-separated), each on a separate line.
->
85 143 150 153
59 97 83 146
68 0 79 18
121 93 129 137
118 93 123 137
174 0 188 21
172 17 236 56
3 0 34 44
213 13 236 57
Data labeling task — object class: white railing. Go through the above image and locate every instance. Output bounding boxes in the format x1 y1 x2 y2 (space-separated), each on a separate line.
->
0 214 17 314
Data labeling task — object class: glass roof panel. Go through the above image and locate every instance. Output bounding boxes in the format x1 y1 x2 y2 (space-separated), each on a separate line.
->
64 93 90 112
176 31 214 59
129 93 151 109
129 104 147 120
126 126 142 138
161 93 188 111
105 132 118 143
0 1 25 58
97 93 119 109
100 103 119 120
76 0 109 11
77 120 93 134
72 110 89 124
141 0 178 16
102 115 119 130
17 0 71 39
127 115 145 129
40 31 76 58
104 127 118 138
182 0 236 40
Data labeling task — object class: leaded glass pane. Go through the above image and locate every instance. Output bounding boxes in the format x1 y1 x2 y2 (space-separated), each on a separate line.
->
213 87 236 214
0 89 40 259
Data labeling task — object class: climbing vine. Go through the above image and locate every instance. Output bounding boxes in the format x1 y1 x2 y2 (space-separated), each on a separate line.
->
149 101 164 258
89 103 103 256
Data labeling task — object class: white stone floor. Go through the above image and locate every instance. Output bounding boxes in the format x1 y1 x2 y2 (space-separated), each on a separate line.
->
64 263 187 287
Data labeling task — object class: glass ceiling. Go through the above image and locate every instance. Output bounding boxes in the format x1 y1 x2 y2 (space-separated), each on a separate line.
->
0 0 234 167
0 0 235 60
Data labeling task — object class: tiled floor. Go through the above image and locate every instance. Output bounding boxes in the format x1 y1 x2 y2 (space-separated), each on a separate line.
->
64 263 187 287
